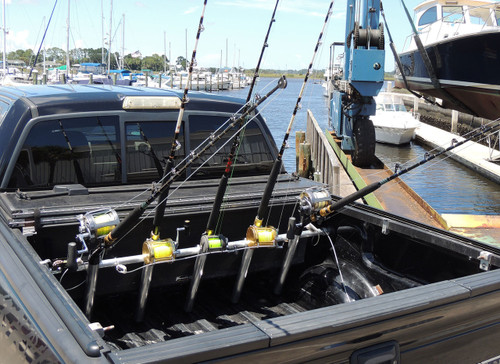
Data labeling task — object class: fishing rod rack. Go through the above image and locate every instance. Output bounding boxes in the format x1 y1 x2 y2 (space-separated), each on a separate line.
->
46 190 328 321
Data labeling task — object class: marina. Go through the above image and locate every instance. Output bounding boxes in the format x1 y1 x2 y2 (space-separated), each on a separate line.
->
0 0 499 363
222 78 500 221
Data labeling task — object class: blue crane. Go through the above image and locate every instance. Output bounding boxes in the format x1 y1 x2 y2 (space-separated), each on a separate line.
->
329 0 385 167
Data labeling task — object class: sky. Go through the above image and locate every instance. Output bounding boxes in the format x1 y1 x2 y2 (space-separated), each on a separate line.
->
3 0 437 72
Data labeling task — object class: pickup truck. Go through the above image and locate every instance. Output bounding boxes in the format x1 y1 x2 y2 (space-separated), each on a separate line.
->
0 84 499 363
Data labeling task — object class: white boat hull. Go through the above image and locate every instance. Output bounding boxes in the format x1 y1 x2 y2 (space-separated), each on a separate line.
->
374 125 417 145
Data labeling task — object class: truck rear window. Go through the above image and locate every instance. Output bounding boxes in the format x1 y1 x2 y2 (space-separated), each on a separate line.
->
188 115 274 178
9 116 121 189
8 113 274 189
125 120 183 183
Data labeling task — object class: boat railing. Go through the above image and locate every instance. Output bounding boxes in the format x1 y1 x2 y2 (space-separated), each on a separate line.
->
305 110 341 196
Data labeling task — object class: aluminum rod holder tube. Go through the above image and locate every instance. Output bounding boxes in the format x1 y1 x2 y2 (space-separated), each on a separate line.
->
274 217 301 295
231 248 254 303
135 264 154 322
84 259 100 319
185 235 210 312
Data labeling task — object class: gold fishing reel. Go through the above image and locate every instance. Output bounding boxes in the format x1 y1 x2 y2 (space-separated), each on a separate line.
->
246 218 277 247
142 238 176 265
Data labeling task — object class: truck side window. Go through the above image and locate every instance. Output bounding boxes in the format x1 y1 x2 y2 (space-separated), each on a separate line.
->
9 116 121 189
188 115 273 178
125 120 183 183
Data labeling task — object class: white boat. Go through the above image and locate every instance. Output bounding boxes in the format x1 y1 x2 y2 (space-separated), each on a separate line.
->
395 0 500 120
371 93 420 145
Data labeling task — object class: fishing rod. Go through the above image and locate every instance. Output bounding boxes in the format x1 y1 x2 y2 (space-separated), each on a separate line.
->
151 0 208 242
100 76 286 248
273 119 500 295
204 0 280 237
185 0 281 312
80 75 286 320
317 120 500 218
232 0 335 303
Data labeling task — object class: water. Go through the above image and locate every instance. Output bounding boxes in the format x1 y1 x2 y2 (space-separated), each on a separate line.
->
219 77 329 172
220 77 500 215
376 142 500 215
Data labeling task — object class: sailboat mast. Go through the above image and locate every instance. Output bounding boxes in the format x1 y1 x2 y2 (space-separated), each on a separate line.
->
163 31 166 73
121 13 124 70
66 0 70 79
2 0 6 76
108 0 112 74
101 0 104 65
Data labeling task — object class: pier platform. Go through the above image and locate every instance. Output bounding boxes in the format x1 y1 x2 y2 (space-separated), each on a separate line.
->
415 122 500 246
415 122 500 184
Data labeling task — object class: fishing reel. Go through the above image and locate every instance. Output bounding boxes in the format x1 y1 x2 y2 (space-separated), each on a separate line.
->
246 218 278 248
299 187 333 223
52 210 121 272
76 210 120 251
142 237 176 264
201 234 228 252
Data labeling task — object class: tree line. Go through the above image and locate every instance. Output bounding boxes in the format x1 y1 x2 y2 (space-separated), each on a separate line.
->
4 48 330 77
2 47 185 72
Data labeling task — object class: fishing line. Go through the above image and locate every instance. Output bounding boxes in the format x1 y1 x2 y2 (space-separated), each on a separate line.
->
151 0 208 240
338 118 500 204
256 0 336 229
205 0 282 236
267 6 335 231
323 227 350 302
154 86 286 213
214 77 293 234
103 77 288 248
386 122 500 183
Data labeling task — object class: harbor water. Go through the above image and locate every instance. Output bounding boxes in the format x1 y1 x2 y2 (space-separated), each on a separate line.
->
220 77 500 215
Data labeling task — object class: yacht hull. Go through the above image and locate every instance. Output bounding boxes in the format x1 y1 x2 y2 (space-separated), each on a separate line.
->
395 31 500 120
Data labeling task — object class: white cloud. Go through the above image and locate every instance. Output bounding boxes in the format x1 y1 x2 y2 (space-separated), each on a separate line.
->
184 6 199 15
7 29 31 52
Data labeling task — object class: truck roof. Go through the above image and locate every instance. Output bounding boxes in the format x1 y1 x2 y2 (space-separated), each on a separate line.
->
0 84 245 117
0 85 252 184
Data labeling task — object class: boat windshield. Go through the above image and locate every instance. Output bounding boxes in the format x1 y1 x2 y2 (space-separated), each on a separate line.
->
442 6 464 23
384 104 395 111
377 103 407 112
394 104 407 112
